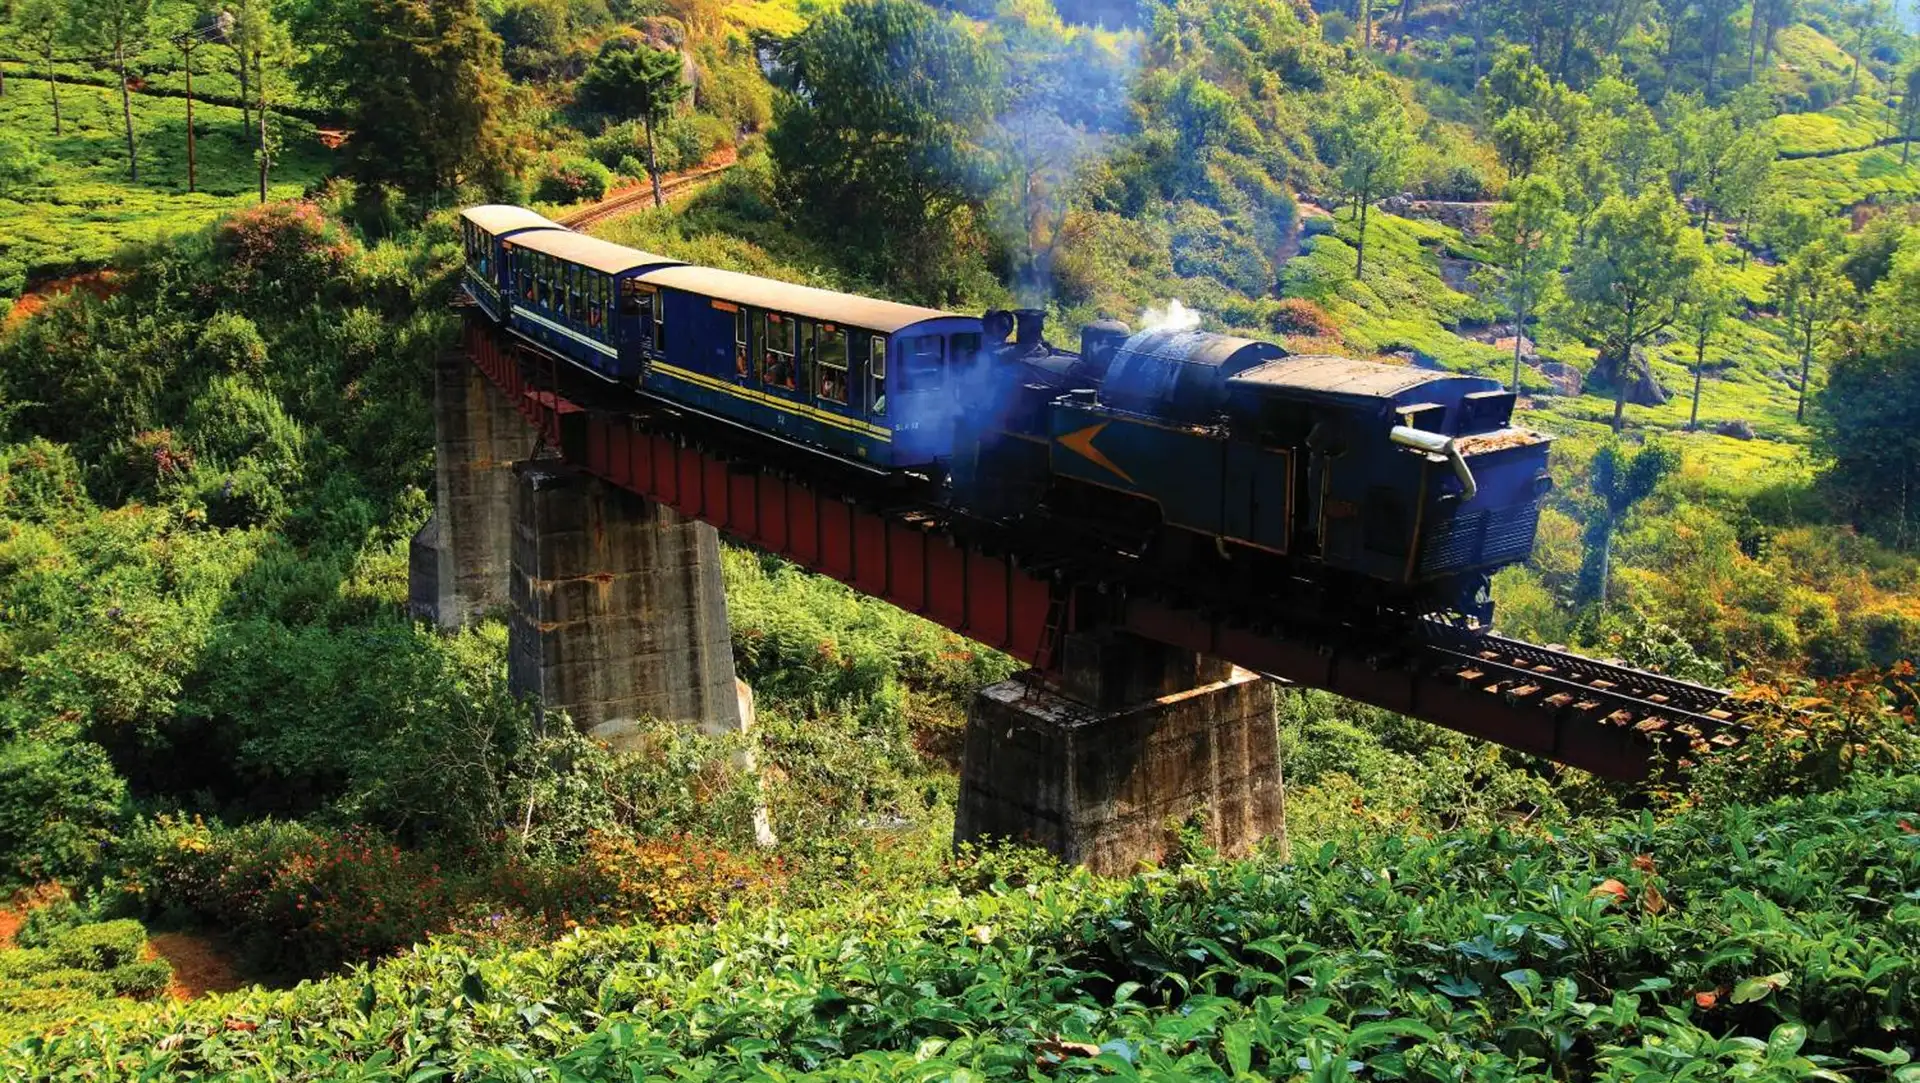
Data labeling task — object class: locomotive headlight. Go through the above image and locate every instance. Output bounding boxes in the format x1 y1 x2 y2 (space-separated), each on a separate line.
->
1390 425 1478 503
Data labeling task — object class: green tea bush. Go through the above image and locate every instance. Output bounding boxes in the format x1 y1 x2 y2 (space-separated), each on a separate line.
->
9 777 1919 1078
45 920 149 971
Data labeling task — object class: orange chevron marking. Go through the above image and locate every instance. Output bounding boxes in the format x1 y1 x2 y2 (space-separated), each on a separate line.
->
1057 422 1135 485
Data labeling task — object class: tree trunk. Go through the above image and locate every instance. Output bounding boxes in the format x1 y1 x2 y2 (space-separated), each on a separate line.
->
1748 9 1762 80
645 114 663 208
1691 345 1705 428
1595 520 1615 609
236 52 251 133
257 54 269 205
1797 325 1813 422
1392 0 1413 50
1611 317 1636 432
1705 15 1722 96
118 43 138 183
1355 197 1370 279
185 52 197 194
1512 302 1527 390
46 49 61 136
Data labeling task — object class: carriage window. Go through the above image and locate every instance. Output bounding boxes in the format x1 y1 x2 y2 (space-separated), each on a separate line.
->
620 280 643 316
734 308 750 377
817 325 848 404
951 332 982 370
761 312 797 390
903 335 944 390
651 290 665 353
870 337 887 417
587 275 604 330
569 266 584 323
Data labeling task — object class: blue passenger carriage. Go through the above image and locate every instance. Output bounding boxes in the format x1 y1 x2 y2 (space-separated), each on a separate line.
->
633 265 985 470
458 205 564 322
503 230 683 381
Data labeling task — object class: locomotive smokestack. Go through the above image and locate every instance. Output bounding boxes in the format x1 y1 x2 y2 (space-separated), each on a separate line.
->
1013 308 1046 349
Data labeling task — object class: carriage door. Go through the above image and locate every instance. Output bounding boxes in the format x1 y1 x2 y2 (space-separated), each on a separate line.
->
757 311 805 437
893 333 949 463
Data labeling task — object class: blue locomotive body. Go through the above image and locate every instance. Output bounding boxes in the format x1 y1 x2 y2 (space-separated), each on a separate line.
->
458 206 1552 624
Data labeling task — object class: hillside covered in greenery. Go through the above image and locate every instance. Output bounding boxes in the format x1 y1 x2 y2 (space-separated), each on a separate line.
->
1 0 1919 1075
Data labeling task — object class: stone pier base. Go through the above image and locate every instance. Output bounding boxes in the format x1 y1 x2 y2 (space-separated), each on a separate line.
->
956 633 1284 875
409 350 534 627
507 459 743 745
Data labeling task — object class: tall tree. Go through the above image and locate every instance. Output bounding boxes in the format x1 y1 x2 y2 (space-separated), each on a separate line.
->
1563 189 1708 431
15 0 65 136
1816 238 1920 549
1771 239 1854 423
1677 262 1739 428
1846 0 1890 97
1477 174 1574 390
1696 0 1743 95
1316 75 1413 280
73 0 152 182
768 0 1003 293
578 35 688 209
295 0 512 200
1578 440 1680 608
238 6 292 203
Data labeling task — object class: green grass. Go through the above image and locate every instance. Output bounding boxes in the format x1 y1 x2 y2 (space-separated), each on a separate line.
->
0 80 333 296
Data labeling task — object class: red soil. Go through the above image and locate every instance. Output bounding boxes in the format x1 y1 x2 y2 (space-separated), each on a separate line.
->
4 270 123 332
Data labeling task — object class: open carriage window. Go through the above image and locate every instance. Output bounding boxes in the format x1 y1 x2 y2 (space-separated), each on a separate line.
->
760 312 797 390
817 325 848 404
869 337 887 417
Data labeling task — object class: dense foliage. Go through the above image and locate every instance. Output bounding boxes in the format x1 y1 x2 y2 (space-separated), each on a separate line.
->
7 778 1920 1079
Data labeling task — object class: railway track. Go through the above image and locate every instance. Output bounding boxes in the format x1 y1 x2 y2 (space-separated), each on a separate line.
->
1421 625 1747 765
558 162 737 229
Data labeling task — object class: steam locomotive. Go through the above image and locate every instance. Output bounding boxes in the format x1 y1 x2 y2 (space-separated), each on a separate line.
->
460 205 1552 625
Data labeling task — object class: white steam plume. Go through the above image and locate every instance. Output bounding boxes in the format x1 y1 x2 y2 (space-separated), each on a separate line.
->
1138 299 1201 334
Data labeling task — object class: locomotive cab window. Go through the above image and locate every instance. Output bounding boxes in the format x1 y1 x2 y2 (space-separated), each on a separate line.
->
870 337 888 417
902 335 944 391
951 332 982 372
817 325 848 404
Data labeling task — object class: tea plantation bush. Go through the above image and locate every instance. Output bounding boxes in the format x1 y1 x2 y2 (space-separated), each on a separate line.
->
8 776 1919 1078
0 916 171 1028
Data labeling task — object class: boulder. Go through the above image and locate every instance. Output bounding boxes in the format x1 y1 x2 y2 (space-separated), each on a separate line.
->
1714 419 1756 440
1536 361 1583 397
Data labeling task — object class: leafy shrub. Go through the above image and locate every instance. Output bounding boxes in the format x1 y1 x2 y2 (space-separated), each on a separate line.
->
534 157 612 204
1267 296 1337 337
0 737 127 888
208 202 355 304
656 112 734 172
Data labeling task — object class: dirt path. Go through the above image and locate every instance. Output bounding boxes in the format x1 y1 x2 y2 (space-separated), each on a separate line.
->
147 932 246 1000
0 907 21 950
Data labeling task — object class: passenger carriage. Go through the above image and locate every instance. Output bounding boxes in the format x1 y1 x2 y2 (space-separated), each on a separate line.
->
502 230 683 381
457 206 566 323
631 265 985 471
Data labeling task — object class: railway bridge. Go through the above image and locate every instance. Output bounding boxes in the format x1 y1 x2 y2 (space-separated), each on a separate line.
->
411 313 1746 872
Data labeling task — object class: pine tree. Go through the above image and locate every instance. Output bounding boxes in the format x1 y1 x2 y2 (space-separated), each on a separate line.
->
579 36 689 209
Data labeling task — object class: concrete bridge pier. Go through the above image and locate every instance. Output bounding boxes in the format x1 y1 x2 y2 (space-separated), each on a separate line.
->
506 459 746 747
410 351 537 628
956 632 1285 875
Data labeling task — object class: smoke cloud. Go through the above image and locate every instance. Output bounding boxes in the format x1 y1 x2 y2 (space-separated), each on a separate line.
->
1138 298 1202 334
